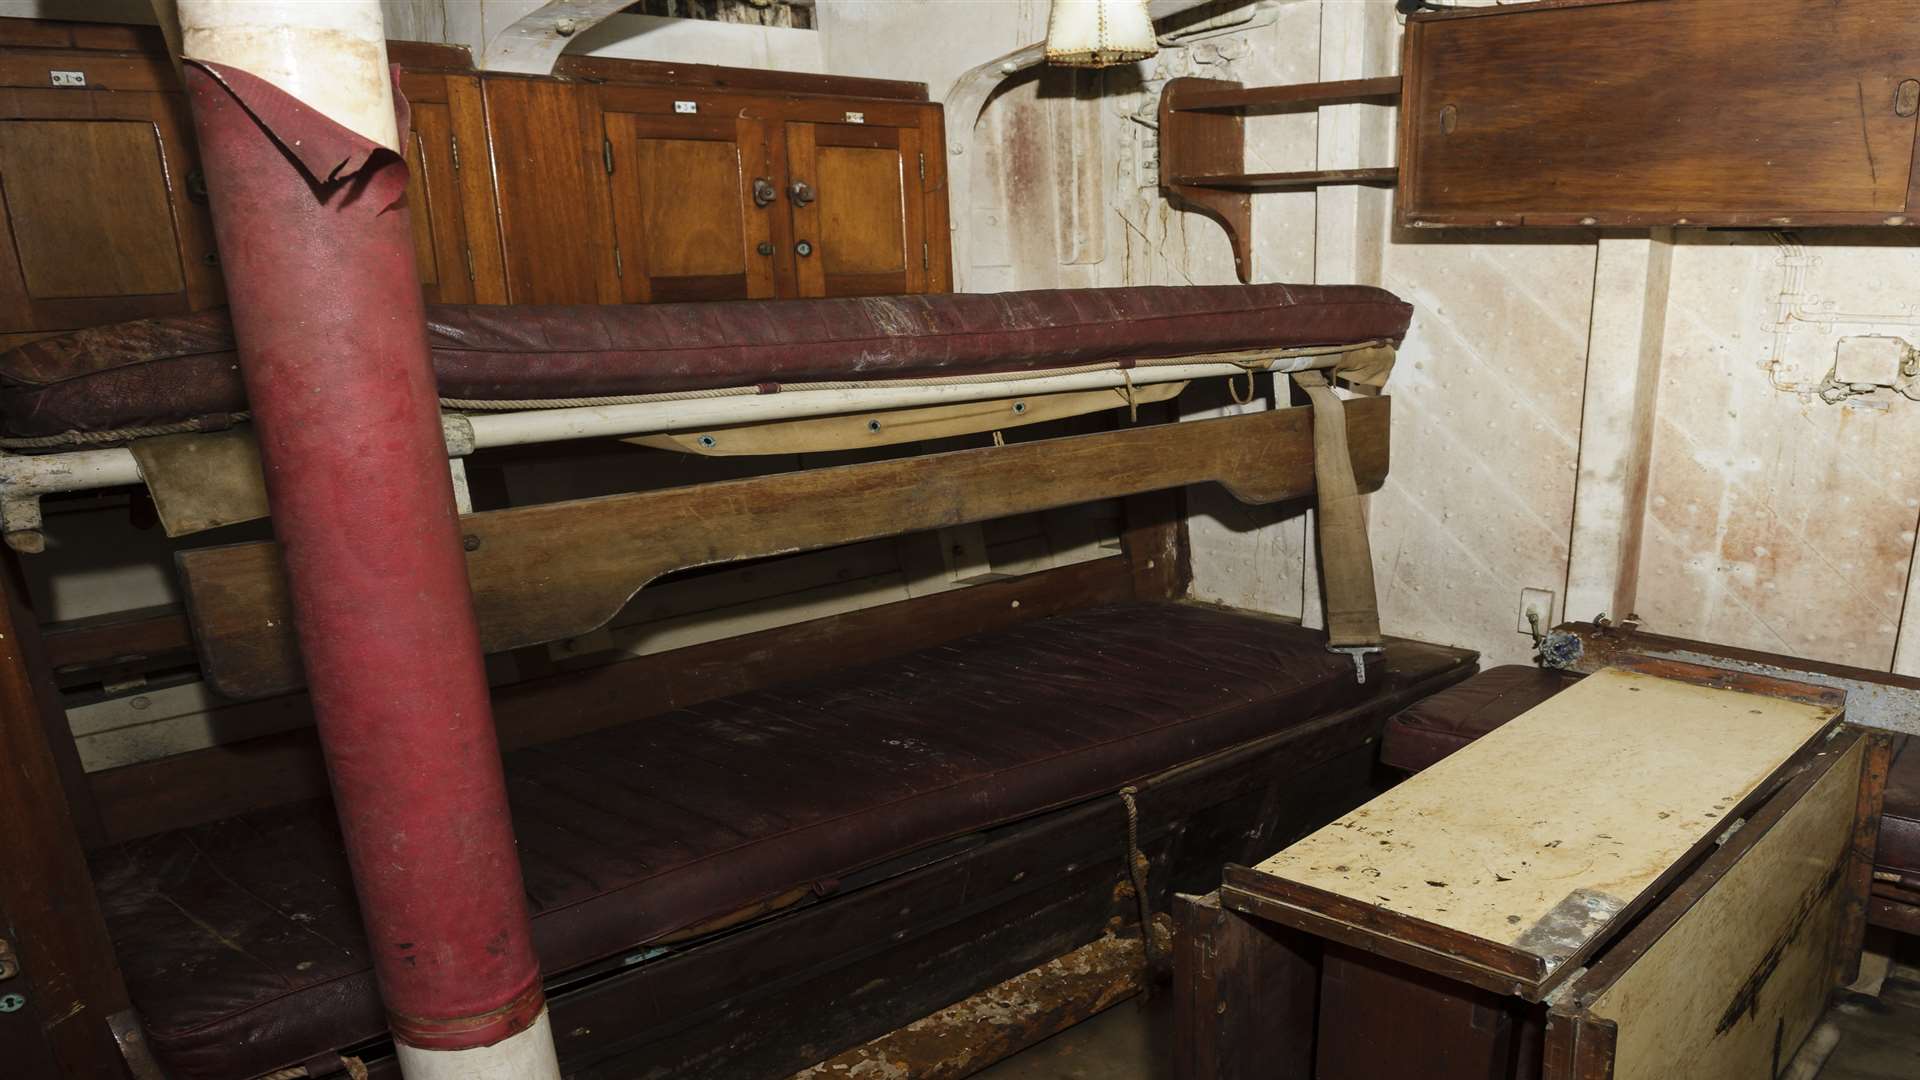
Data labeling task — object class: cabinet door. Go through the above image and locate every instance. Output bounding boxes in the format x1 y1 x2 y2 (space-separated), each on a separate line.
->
482 78 621 305
784 120 929 298
0 89 218 333
404 99 476 305
602 111 776 303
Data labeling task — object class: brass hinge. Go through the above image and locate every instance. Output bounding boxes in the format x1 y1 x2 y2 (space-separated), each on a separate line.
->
464 245 476 282
450 132 461 172
603 137 614 175
614 245 623 278
917 152 925 183
922 241 929 270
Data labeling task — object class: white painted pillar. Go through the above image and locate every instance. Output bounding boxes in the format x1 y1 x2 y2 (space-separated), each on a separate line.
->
1562 232 1674 624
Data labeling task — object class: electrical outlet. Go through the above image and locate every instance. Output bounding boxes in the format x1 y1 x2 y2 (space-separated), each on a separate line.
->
1517 588 1555 635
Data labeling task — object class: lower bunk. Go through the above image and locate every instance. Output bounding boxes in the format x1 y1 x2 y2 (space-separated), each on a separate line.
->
92 601 1477 1080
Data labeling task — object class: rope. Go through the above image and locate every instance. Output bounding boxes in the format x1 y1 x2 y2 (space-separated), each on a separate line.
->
1228 368 1257 405
0 414 249 450
1121 368 1139 423
1117 785 1162 967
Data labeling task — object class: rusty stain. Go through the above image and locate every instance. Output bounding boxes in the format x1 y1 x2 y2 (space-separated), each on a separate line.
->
786 935 1144 1080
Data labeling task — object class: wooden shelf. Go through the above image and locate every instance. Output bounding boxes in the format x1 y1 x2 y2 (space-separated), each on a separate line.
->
1172 167 1399 192
1167 76 1401 113
1158 76 1400 282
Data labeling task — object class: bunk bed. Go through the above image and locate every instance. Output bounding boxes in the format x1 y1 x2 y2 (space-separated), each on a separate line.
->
0 283 1481 1079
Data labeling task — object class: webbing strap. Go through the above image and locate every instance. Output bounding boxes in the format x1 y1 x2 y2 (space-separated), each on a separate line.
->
1292 370 1384 651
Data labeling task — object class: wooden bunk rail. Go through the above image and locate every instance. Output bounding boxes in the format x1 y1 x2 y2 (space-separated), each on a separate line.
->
1166 75 1402 113
1171 167 1400 192
180 399 1389 700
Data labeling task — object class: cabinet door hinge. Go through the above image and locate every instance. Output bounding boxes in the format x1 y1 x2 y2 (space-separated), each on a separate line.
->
464 245 476 282
603 137 615 175
917 152 925 183
614 245 624 278
450 132 461 172
922 241 929 270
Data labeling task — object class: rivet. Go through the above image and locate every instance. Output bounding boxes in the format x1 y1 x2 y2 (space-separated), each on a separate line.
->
1010 600 1021 609
463 534 481 552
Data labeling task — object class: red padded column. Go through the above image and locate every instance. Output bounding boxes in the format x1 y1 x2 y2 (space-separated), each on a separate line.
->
179 58 548 1061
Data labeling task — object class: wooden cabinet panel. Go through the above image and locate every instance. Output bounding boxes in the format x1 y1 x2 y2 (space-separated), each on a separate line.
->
0 86 217 333
603 111 774 302
482 77 620 305
1399 0 1920 228
0 119 182 298
786 121 925 298
404 101 475 304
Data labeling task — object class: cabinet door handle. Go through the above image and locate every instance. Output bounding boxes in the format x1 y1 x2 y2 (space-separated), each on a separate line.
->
789 180 815 207
752 177 776 208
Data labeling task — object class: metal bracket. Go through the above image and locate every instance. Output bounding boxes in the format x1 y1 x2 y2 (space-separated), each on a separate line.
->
1329 644 1384 685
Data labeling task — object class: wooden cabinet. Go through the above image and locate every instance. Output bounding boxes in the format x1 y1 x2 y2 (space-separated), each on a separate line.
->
1397 0 1920 229
0 25 220 344
0 18 952 338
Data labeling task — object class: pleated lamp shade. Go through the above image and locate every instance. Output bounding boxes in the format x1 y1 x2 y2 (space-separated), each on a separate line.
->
1045 0 1158 68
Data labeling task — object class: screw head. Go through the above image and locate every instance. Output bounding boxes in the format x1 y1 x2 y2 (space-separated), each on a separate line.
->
462 534 481 552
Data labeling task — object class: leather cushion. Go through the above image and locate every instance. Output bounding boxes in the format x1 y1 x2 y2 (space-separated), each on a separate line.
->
0 284 1412 436
1378 664 1580 773
95 601 1379 1080
1879 734 1919 886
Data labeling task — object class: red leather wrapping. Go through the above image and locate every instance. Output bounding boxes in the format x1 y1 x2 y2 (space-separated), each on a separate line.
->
93 602 1408 1080
0 284 1412 436
183 61 542 1049
1880 735 1919 886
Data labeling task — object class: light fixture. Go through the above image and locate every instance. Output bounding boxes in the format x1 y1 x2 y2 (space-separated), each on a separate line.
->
1045 0 1158 69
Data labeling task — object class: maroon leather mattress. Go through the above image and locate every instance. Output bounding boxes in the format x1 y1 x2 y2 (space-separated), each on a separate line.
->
93 601 1387 1080
1 284 1410 437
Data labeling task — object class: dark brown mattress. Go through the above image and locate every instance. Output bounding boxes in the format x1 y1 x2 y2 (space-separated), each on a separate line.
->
1 284 1411 436
94 601 1396 1080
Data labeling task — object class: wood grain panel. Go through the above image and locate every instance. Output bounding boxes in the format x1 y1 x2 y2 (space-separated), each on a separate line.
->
1400 0 1920 227
179 400 1389 700
405 100 475 302
482 77 619 304
0 118 182 298
602 110 763 302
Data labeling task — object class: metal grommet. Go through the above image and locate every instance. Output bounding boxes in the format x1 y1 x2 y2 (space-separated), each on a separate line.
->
867 419 882 433
1012 401 1027 414
698 435 718 448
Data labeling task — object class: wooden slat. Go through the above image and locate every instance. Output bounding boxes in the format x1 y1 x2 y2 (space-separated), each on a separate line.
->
0 555 127 1070
1168 76 1402 112
1172 167 1399 191
180 401 1387 700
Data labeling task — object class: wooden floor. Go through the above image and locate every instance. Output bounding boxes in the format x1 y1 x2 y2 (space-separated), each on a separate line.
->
974 953 1920 1080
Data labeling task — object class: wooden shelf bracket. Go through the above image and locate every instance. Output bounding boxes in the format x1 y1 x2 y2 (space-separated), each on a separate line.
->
1158 75 1401 282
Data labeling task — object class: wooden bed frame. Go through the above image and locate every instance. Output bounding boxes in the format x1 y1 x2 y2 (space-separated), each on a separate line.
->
0 395 1391 1076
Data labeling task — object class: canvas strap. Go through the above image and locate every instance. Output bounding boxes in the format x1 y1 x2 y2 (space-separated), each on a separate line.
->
1291 370 1385 668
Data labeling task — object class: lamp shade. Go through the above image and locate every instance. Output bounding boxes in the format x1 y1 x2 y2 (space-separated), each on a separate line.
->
1046 0 1158 68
